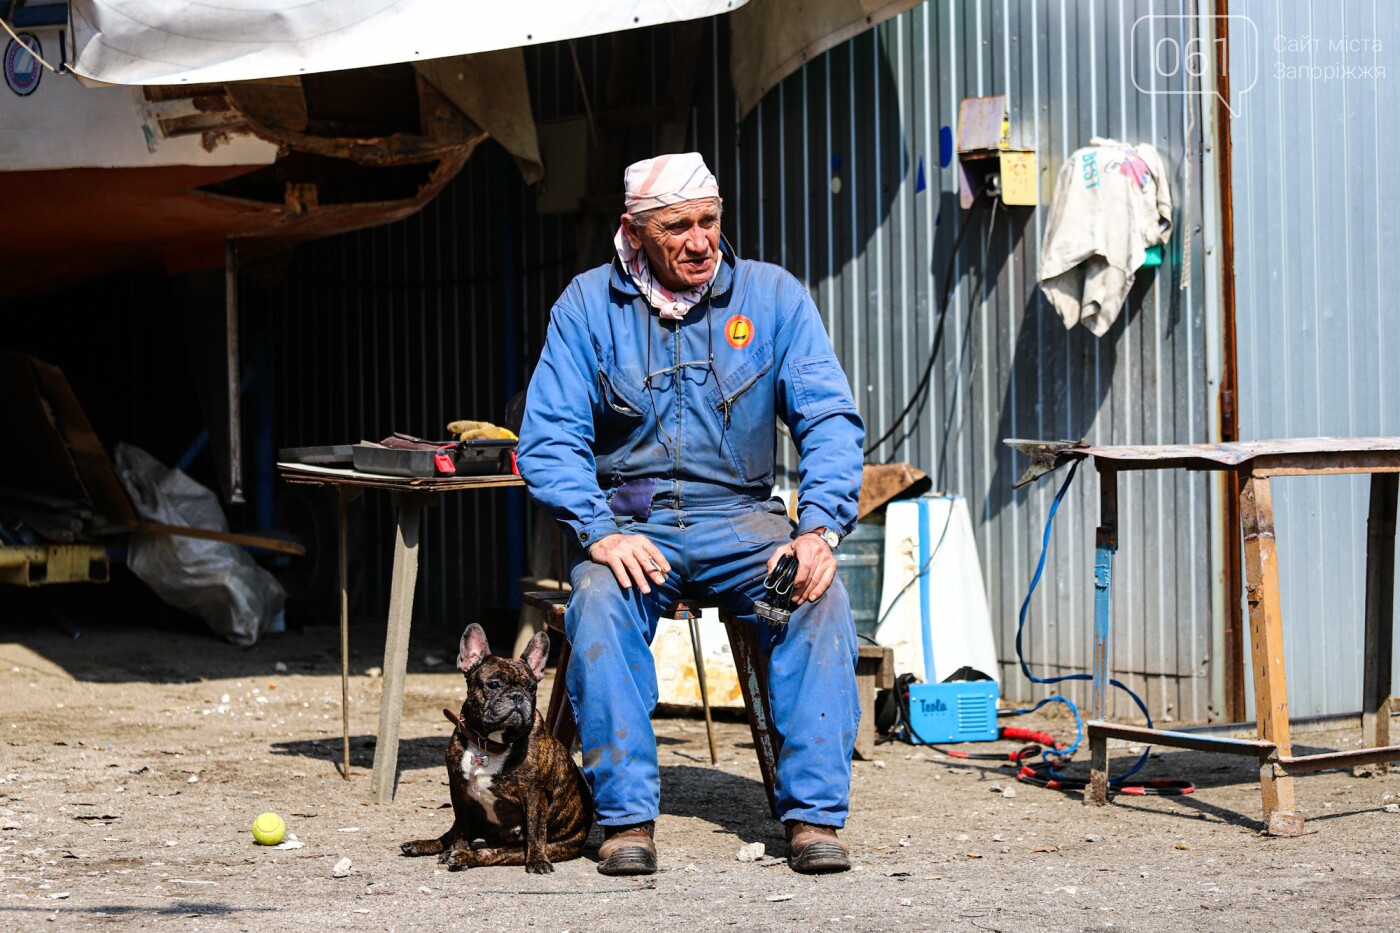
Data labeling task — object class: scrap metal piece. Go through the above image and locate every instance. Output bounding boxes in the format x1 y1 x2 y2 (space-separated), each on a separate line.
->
1003 438 1089 488
857 462 931 520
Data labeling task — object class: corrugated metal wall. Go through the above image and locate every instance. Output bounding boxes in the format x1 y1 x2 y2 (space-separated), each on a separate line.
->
1231 0 1400 715
249 1 1216 720
721 0 1212 720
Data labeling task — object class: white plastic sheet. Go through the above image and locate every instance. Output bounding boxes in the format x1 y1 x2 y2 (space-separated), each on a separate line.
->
68 0 747 85
115 444 285 647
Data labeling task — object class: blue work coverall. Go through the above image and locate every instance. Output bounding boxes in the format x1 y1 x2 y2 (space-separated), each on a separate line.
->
517 243 864 828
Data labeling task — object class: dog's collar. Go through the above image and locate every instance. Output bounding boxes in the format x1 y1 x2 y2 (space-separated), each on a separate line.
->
443 708 511 755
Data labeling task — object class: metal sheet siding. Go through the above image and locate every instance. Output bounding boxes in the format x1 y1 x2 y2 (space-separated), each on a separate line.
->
1231 0 1400 714
246 2 1214 719
724 1 1212 719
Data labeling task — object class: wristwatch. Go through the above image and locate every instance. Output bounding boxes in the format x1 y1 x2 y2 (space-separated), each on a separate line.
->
809 527 841 551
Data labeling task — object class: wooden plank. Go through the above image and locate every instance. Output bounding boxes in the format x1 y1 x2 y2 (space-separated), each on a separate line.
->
854 661 878 761
724 614 781 819
1362 474 1397 768
369 495 427 804
1240 474 1296 817
0 356 91 506
28 356 137 524
1087 720 1275 757
143 83 229 100
545 637 577 751
858 644 896 690
1252 454 1400 476
527 585 575 745
1276 746 1400 774
853 647 894 759
1088 730 1110 806
135 521 305 556
523 590 570 628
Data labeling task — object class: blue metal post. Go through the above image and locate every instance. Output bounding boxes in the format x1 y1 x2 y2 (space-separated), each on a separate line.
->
1087 462 1118 804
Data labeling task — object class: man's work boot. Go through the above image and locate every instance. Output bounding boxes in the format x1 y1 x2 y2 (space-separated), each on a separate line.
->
597 821 657 876
785 821 850 874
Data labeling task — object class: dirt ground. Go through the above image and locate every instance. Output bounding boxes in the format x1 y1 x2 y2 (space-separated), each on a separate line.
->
1 615 1397 932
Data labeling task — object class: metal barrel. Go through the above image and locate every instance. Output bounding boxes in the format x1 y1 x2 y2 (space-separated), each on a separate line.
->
835 520 885 637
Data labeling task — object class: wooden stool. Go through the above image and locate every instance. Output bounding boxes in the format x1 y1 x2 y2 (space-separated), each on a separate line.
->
521 590 894 819
855 642 896 759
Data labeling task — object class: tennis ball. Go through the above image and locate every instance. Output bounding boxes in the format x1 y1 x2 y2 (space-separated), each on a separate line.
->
252 812 286 846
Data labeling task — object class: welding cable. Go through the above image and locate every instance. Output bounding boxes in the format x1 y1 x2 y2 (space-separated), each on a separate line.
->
868 499 956 633
863 191 992 459
997 724 1061 747
1007 460 1161 787
920 742 1045 763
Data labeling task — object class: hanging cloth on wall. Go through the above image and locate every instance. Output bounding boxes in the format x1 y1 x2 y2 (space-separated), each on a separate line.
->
1038 138 1173 337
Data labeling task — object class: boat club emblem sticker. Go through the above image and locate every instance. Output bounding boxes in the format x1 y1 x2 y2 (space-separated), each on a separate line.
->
4 33 42 97
725 314 755 350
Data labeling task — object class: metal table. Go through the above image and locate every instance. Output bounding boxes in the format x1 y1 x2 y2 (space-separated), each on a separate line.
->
278 463 523 803
1010 437 1400 835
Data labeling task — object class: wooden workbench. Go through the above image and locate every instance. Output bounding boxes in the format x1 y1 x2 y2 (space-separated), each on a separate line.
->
278 462 524 804
1009 436 1400 835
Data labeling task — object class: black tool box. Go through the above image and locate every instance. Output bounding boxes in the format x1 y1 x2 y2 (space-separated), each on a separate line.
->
351 440 515 478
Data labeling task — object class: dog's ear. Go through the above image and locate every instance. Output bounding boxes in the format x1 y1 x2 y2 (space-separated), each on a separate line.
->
520 630 550 682
458 624 490 674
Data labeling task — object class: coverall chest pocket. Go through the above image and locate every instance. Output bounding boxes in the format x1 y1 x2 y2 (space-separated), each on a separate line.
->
706 346 775 485
789 353 857 421
597 368 646 420
594 368 649 470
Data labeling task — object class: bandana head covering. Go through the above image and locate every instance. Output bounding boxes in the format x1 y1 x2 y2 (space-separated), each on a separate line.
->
614 152 723 320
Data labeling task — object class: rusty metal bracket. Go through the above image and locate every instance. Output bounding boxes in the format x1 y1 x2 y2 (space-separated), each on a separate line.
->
1004 438 1090 488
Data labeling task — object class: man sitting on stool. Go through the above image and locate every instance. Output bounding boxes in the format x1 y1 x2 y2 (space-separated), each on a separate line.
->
517 152 864 875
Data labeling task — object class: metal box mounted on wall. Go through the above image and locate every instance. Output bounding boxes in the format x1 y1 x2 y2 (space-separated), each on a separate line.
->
956 95 1038 208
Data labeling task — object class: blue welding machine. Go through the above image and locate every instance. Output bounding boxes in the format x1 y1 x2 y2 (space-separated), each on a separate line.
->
905 680 1000 743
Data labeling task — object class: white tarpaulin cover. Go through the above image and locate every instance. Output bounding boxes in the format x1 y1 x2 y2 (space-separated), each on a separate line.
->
68 0 748 85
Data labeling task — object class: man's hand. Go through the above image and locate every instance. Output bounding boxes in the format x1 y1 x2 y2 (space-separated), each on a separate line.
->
589 533 671 595
765 532 837 607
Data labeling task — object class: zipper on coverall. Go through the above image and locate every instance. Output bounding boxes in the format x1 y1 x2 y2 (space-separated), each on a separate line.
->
672 316 684 529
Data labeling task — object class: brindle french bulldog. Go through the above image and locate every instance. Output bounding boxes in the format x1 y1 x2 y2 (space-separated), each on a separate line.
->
400 624 591 873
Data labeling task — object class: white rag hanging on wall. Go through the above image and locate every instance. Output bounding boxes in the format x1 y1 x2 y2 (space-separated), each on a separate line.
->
1038 138 1173 337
